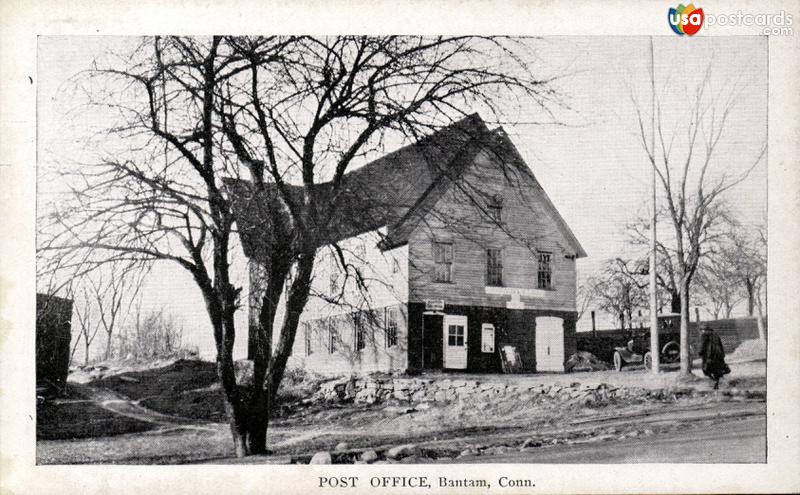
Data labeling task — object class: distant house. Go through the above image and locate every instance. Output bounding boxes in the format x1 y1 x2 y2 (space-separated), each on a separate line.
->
229 114 586 374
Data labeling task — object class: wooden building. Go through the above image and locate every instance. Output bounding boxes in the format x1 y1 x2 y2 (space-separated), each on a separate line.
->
229 114 586 375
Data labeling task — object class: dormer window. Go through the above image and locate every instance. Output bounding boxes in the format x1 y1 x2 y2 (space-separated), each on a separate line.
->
487 194 503 223
488 204 502 222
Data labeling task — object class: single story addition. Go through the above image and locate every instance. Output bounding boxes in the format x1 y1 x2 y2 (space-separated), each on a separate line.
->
229 114 586 375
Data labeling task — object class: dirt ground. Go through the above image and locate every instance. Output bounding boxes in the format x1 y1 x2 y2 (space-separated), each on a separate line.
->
36 356 766 464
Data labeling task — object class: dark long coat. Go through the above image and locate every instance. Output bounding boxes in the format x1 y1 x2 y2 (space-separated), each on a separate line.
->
699 331 731 380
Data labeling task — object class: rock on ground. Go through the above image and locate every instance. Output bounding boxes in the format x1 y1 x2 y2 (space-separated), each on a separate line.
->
309 452 332 464
386 444 419 459
361 450 378 463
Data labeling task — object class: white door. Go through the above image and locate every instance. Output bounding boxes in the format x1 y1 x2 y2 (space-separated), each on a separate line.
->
535 316 564 372
443 315 468 369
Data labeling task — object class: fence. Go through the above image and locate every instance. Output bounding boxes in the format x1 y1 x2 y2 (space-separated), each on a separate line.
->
576 316 766 364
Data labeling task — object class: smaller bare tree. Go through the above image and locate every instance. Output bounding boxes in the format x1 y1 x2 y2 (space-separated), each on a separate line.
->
587 259 649 331
70 286 102 366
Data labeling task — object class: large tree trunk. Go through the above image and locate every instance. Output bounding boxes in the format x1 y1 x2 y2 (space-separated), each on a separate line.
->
245 258 289 455
745 278 755 316
215 317 248 458
679 280 692 375
267 251 315 400
670 289 681 314
755 286 766 341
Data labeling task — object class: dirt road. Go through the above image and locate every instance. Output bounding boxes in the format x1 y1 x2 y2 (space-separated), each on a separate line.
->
453 416 766 463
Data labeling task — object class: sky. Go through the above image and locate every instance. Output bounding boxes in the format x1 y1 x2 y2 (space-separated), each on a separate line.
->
37 36 768 359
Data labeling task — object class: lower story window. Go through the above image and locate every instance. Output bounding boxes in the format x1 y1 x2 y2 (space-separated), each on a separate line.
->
354 313 366 351
329 324 339 354
303 323 313 356
385 307 398 348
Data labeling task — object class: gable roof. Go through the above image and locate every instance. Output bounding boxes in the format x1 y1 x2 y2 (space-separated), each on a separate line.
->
226 113 586 260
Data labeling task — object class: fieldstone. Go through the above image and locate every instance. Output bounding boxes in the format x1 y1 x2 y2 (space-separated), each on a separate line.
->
394 379 413 390
399 455 420 464
386 444 419 459
335 442 349 452
309 452 332 465
393 390 410 401
361 449 378 463
520 438 541 449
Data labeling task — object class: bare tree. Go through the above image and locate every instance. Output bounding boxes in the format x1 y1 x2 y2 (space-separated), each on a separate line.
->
586 259 648 331
219 36 562 454
631 62 766 374
93 262 149 360
71 286 102 366
117 305 186 359
39 36 562 457
701 222 766 335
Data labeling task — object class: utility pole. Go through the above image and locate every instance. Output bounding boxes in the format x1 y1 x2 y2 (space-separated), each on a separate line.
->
648 37 660 374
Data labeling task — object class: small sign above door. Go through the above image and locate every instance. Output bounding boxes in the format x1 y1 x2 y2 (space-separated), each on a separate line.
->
425 299 445 312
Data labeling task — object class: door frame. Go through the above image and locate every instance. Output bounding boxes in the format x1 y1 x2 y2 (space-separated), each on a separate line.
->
442 314 468 370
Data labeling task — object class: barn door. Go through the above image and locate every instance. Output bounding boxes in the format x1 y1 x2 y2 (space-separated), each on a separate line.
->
443 315 468 369
535 316 564 372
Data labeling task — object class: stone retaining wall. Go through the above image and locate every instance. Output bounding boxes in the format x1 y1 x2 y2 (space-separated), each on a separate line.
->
315 376 689 407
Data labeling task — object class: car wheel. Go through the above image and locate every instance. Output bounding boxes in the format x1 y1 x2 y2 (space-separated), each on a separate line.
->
613 351 623 372
644 352 653 371
662 341 680 363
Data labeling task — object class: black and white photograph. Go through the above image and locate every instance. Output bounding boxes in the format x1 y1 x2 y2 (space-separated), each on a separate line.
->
2 1 799 494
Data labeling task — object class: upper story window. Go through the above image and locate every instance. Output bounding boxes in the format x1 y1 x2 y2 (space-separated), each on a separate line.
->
537 251 553 289
385 307 398 348
486 248 503 286
433 242 453 283
354 243 366 261
487 204 502 223
329 256 340 296
487 194 503 223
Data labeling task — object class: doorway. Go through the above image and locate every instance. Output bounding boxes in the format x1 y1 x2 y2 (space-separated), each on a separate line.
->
535 316 564 372
443 314 468 369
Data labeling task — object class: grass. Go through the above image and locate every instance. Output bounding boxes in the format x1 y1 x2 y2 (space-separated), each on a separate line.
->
37 386 155 440
97 359 219 401
95 359 326 422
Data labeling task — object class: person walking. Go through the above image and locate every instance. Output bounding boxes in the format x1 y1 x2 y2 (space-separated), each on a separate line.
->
699 325 731 389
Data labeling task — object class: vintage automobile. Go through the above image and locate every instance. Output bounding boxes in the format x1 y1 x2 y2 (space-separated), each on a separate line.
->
612 335 683 371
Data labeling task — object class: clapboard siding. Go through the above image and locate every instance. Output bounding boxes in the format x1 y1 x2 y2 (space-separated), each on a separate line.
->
408 148 577 311
287 303 409 374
